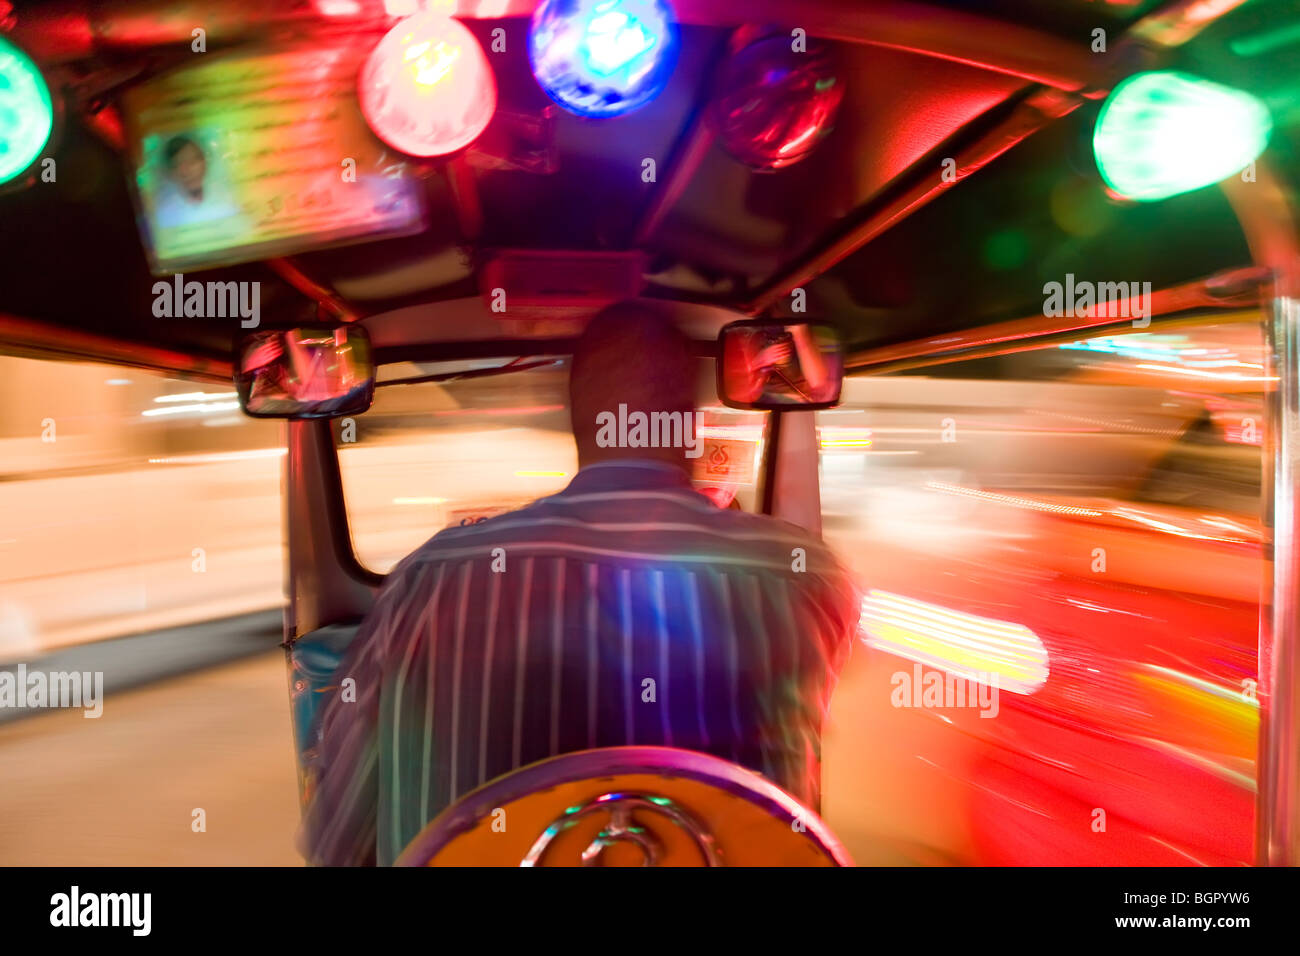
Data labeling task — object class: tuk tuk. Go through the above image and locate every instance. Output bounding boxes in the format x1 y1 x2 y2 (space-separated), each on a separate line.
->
0 0 1296 867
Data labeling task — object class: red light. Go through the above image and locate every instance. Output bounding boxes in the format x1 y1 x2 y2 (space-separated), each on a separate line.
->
710 33 844 170
358 13 496 158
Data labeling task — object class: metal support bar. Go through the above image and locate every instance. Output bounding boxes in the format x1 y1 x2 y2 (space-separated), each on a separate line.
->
631 26 759 247
0 311 232 380
633 109 715 248
743 87 1083 316
285 419 381 639
675 0 1097 91
1262 291 1300 866
769 410 823 538
444 155 483 242
843 267 1267 374
1224 164 1300 867
759 409 782 516
10 0 1098 92
267 257 363 324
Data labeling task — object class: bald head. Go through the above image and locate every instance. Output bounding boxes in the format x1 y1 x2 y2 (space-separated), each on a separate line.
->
569 301 698 470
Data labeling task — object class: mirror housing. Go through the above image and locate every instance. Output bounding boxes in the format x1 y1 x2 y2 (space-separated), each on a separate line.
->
235 326 375 419
717 320 844 410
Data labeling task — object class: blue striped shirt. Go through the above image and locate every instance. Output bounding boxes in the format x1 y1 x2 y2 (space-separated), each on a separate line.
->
301 460 860 865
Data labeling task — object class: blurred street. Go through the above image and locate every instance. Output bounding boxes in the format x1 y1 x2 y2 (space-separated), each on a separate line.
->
0 413 576 863
0 650 301 865
0 427 579 662
0 333 1270 865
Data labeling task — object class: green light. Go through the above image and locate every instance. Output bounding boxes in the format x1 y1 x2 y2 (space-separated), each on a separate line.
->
981 228 1029 271
1229 22 1300 58
1093 71 1272 203
0 36 53 186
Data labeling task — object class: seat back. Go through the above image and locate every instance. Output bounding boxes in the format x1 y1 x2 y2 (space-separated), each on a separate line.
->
396 746 854 867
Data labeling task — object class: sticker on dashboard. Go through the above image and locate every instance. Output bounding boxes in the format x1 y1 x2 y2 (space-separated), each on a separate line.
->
694 437 757 484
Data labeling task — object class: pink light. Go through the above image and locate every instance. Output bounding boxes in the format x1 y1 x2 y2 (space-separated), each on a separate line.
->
316 0 363 15
358 12 497 157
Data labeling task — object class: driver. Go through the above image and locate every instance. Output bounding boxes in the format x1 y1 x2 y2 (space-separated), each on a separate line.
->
300 301 861 866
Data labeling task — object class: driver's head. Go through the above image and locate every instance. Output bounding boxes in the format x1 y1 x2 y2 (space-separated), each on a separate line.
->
569 301 697 471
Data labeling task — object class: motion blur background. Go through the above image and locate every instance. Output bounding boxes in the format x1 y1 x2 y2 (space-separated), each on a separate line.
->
0 311 1268 864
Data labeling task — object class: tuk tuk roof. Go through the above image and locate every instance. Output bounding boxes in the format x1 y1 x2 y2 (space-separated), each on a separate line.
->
0 0 1289 378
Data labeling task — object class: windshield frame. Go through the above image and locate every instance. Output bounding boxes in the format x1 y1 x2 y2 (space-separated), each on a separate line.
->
334 348 773 577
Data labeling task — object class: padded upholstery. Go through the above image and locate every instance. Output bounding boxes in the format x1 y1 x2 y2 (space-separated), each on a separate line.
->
397 746 854 867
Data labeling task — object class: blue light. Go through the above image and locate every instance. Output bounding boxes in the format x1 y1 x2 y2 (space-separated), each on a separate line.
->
586 11 654 75
529 0 678 117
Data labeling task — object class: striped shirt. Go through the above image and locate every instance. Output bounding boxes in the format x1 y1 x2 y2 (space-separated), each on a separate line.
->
300 459 860 865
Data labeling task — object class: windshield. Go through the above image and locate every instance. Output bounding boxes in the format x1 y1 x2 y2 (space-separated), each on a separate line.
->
338 356 769 573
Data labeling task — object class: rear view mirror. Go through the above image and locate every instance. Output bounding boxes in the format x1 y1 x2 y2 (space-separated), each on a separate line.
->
717 320 844 410
235 326 375 419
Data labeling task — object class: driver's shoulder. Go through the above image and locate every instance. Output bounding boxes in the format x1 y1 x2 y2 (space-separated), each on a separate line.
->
707 508 847 571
